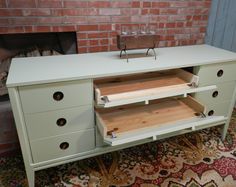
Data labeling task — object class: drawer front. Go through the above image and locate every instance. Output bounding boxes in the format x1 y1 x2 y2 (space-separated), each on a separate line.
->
30 129 95 163
205 101 231 117
19 79 93 114
25 105 94 140
193 81 236 105
194 62 236 86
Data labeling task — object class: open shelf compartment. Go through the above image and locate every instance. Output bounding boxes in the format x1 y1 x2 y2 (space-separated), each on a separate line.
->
95 96 226 146
94 69 216 108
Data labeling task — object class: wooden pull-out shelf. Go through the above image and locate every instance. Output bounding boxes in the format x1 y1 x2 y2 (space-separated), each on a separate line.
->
96 96 225 146
94 69 216 108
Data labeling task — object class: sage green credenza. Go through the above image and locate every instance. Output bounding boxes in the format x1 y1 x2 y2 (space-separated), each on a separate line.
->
6 45 236 186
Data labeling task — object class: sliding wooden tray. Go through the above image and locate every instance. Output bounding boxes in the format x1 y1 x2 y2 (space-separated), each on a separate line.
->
95 96 225 146
94 69 216 108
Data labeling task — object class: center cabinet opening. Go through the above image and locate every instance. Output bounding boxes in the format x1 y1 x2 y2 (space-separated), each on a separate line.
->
94 68 224 146
94 68 215 108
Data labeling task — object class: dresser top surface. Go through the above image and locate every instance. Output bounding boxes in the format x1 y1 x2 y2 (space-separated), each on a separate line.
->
6 44 236 87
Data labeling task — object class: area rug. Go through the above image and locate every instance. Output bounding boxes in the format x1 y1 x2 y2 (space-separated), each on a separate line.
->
1 111 236 187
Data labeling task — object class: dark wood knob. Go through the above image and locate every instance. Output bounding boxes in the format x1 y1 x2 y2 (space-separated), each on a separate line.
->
60 142 69 150
56 118 67 127
217 70 223 77
212 91 218 98
53 91 64 101
208 110 214 116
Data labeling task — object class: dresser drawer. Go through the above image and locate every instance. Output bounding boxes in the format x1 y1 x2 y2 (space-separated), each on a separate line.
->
30 129 95 163
19 79 93 114
25 105 94 140
94 69 216 108
205 101 231 117
193 81 236 105
95 96 225 146
194 62 236 86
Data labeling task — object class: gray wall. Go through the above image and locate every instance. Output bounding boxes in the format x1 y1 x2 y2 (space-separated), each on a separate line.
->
206 0 236 107
206 0 236 51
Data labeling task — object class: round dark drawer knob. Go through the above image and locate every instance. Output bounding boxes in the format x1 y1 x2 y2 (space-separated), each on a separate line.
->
53 91 64 101
212 91 218 98
217 70 223 77
208 110 214 116
56 118 67 127
60 142 69 150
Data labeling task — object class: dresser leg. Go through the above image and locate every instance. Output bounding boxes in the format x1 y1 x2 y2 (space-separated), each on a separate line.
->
26 169 35 187
221 124 227 141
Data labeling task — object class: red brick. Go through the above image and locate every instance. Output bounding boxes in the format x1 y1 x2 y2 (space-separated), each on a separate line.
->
109 31 118 37
77 33 87 39
99 24 112 31
37 17 63 24
121 9 140 15
131 16 149 23
143 2 151 8
111 1 131 8
160 9 178 15
88 1 110 8
193 15 202 21
112 16 131 23
178 8 195 15
22 9 51 16
151 15 169 22
100 39 109 45
157 23 163 28
88 45 108 52
51 9 63 16
8 17 38 25
0 0 6 7
99 8 120 15
87 32 109 38
132 1 140 8
89 39 99 46
200 27 206 33
51 25 76 32
24 26 33 32
38 0 62 8
8 0 36 8
63 9 98 16
78 25 99 32
64 17 87 24
33 26 51 32
189 1 205 7
78 47 88 53
63 1 88 8
150 9 159 15
0 9 22 16
78 40 88 46
141 9 149 15
205 1 212 8
176 22 184 28
170 1 189 7
152 2 170 8
185 21 193 27
87 16 111 23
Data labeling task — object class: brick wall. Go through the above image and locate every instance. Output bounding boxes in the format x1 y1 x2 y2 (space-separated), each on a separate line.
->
0 0 211 53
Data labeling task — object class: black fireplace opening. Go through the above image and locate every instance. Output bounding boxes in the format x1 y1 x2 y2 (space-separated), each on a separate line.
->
0 32 78 100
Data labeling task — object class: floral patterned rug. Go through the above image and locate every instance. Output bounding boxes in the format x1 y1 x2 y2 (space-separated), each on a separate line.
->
1 111 236 187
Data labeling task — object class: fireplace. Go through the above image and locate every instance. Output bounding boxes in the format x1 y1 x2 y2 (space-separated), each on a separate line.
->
0 31 77 97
